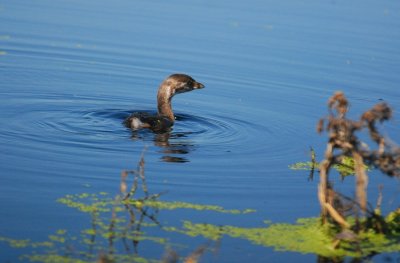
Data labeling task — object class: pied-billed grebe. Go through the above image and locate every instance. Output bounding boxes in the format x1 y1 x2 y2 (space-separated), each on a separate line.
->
124 74 205 132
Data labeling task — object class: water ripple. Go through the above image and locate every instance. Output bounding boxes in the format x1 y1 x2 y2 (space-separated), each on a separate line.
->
0 93 274 161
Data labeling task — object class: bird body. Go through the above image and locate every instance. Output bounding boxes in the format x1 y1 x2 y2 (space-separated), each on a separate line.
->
124 74 204 132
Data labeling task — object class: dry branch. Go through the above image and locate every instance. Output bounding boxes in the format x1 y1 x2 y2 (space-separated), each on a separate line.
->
318 92 399 229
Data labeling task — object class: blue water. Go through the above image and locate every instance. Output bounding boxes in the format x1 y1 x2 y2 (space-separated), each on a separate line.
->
1 0 400 262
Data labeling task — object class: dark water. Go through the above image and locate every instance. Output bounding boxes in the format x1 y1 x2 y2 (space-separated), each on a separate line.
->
1 0 400 262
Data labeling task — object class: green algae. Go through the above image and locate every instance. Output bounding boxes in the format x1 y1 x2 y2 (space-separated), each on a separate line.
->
23 254 154 263
2 189 398 261
290 156 370 177
58 192 255 215
0 237 31 248
57 193 113 214
169 217 400 258
1 191 256 261
127 199 255 214
1 197 399 261
24 255 88 263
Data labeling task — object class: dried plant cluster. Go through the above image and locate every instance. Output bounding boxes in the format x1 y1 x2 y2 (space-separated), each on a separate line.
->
317 92 400 229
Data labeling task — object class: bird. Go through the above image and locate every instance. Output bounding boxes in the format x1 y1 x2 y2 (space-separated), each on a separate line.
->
124 74 204 132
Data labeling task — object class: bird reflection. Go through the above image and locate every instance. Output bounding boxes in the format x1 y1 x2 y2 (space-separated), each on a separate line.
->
130 130 195 163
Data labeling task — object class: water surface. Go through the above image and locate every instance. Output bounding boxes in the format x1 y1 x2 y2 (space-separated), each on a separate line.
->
1 0 400 262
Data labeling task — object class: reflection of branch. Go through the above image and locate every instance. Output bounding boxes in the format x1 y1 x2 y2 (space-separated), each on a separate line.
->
183 245 208 263
161 241 220 263
121 149 149 201
132 210 145 254
108 202 117 256
138 205 161 227
138 151 149 198
88 211 97 257
308 147 317 181
121 201 136 254
115 148 163 256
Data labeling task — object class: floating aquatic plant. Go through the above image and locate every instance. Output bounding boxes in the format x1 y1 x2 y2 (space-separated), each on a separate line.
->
168 216 400 258
289 151 370 178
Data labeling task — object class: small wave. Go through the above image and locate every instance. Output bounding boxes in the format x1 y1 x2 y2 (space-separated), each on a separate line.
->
0 92 300 165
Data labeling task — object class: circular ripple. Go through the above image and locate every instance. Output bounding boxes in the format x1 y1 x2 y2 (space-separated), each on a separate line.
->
175 113 265 150
0 92 294 164
81 108 268 153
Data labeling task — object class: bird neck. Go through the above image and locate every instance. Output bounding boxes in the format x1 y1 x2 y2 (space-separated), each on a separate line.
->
157 85 175 122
